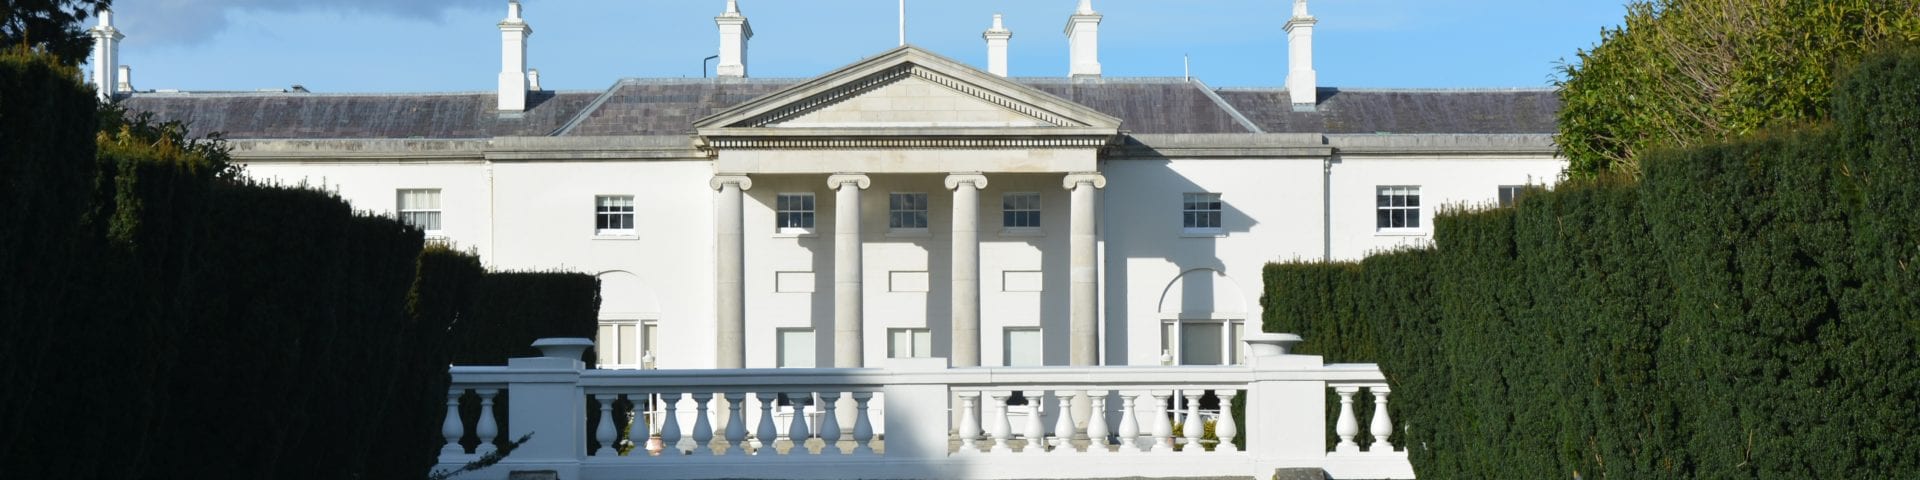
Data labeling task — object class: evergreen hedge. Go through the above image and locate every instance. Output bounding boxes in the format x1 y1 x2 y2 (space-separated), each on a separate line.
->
1263 49 1920 478
449 271 602 367
0 48 544 478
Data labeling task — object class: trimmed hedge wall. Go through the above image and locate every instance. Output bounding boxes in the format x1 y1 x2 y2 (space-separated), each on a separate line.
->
1263 49 1920 479
0 49 509 479
450 271 602 367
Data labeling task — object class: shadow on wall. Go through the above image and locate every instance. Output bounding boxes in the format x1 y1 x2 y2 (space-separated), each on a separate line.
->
1102 158 1258 366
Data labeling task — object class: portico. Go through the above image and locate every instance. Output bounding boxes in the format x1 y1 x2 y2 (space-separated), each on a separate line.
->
695 47 1121 369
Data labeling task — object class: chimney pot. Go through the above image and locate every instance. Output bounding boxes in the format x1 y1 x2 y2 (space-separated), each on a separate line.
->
984 14 1013 77
1064 1 1101 78
498 0 532 111
116 65 132 93
715 0 752 78
1285 0 1318 109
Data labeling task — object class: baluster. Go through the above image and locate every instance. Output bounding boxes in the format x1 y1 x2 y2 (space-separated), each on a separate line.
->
1369 386 1394 452
956 392 982 454
1183 392 1205 453
1023 390 1048 454
725 392 748 455
755 392 778 454
987 391 1013 453
475 389 500 454
1215 390 1239 452
1052 392 1076 454
1334 386 1360 453
690 393 714 456
1149 390 1173 452
594 394 616 456
1086 390 1111 454
819 391 845 454
786 391 812 454
1117 391 1142 453
659 392 683 455
852 392 875 455
441 389 467 457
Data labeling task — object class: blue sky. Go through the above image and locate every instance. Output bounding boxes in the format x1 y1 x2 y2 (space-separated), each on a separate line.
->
102 1 1629 93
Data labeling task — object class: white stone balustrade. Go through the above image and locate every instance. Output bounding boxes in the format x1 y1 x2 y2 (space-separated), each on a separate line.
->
435 342 1416 480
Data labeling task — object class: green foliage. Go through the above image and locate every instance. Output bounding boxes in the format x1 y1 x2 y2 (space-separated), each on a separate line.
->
0 43 106 476
1269 49 1920 478
450 271 603 367
0 0 111 67
368 245 486 480
1555 0 1920 177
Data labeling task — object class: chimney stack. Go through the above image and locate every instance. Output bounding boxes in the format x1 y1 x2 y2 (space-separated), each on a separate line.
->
1285 0 1318 109
1064 0 1101 78
116 65 133 93
498 0 532 112
88 8 123 101
984 14 1012 77
527 68 542 92
715 0 752 78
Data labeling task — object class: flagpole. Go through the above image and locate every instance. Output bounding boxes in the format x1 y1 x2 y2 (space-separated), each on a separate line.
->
898 0 906 46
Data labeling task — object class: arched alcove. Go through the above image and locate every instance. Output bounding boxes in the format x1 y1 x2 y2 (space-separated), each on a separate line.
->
1154 268 1250 366
595 270 661 368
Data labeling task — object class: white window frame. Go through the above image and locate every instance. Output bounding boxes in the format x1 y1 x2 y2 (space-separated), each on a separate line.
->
1002 327 1043 367
596 318 658 369
887 328 934 359
1182 192 1224 236
1001 191 1042 233
396 188 443 236
776 328 817 369
1375 186 1422 233
775 192 817 236
1498 185 1525 208
594 195 637 237
888 192 930 234
1160 317 1246 366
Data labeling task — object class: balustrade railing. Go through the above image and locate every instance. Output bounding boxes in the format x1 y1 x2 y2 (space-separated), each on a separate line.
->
434 342 1415 480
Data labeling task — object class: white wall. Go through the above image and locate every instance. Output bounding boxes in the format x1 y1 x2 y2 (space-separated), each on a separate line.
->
1328 154 1562 260
238 146 1565 371
244 161 494 257
1102 157 1325 366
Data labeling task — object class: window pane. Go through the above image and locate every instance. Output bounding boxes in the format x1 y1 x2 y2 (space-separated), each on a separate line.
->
618 324 637 366
1004 328 1042 367
597 324 617 366
1181 323 1225 365
779 330 815 368
1377 209 1391 229
1408 210 1421 228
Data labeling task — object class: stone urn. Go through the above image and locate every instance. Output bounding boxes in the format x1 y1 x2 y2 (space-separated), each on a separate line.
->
1242 327 1304 357
531 337 595 360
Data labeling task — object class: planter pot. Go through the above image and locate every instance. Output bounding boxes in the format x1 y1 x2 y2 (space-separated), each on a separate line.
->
532 337 595 360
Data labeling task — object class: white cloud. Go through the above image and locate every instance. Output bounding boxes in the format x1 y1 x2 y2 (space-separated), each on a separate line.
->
111 0 496 46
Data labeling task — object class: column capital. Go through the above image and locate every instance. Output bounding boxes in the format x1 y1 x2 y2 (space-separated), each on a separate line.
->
944 173 989 190
709 174 753 191
1062 172 1107 190
828 173 871 190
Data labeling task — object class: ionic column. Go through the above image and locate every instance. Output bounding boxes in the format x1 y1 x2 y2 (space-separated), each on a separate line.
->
711 174 753 368
946 173 988 367
829 174 872 368
1063 173 1106 366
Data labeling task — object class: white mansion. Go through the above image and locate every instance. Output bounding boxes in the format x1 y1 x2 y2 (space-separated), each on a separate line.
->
102 0 1564 373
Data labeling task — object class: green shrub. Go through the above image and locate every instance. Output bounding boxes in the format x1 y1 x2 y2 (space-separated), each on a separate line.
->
1264 49 1920 478
450 271 602 367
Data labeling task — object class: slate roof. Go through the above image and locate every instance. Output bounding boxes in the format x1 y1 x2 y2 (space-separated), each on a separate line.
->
557 78 796 136
1018 78 1250 134
1216 88 1560 134
119 90 599 140
118 80 1561 139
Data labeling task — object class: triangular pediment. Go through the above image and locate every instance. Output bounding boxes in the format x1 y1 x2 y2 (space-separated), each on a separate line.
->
695 46 1122 132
